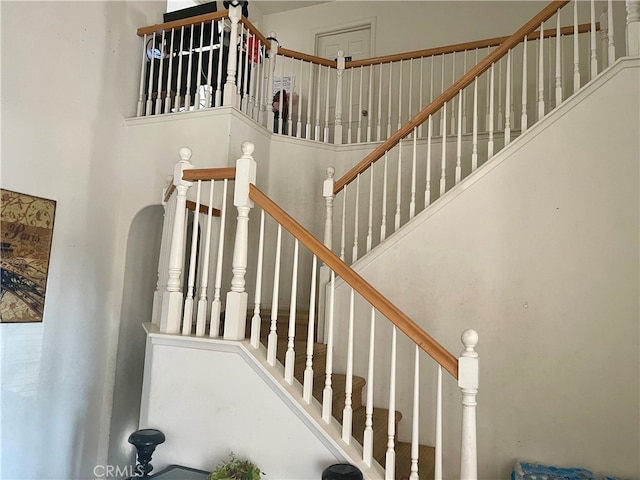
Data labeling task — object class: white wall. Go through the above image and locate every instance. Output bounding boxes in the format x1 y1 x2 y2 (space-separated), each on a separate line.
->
139 332 348 479
332 59 640 478
0 1 166 478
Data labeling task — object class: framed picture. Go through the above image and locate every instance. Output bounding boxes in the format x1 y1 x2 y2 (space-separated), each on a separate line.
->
1 189 56 323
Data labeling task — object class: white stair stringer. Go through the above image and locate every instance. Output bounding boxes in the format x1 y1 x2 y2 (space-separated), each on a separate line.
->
140 323 385 479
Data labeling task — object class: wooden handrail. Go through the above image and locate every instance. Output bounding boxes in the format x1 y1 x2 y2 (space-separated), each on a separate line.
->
137 10 229 37
277 47 337 68
186 200 221 217
346 21 596 69
334 0 570 194
239 16 271 49
182 167 237 181
249 184 459 378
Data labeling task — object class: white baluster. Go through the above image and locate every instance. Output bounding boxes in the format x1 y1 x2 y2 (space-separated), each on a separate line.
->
174 27 186 112
418 57 424 137
284 239 299 385
395 141 402 231
342 288 355 443
410 128 417 218
434 365 443 480
590 1 598 79
484 49 490 131
496 56 502 131
348 66 354 143
409 345 420 480
608 0 615 66
215 22 225 107
358 65 364 143
155 31 166 112
322 270 336 423
267 33 278 133
462 51 468 133
451 52 457 133
366 166 374 253
241 26 250 112
522 36 529 132
627 0 640 57
456 89 463 184
165 30 175 113
425 114 433 207
224 4 242 106
297 59 304 137
204 22 215 109
387 62 393 138
555 13 562 108
367 65 374 142
362 306 376 466
277 60 284 135
182 181 201 335
340 185 347 262
440 101 447 195
538 22 546 120
146 32 156 116
193 23 204 109
267 225 282 366
196 179 215 337
384 326 397 480
459 329 479 480
324 66 331 143
137 33 148 117
185 26 195 109
315 63 322 141
573 2 581 94
441 53 447 136
307 61 313 139
250 210 265 348
209 179 229 338
408 60 413 137
377 63 383 141
380 153 388 242
160 147 194 334
472 76 479 171
335 51 345 145
489 63 495 157
352 175 360 262
505 50 512 146
601 12 610 69
302 255 318 403
398 59 403 131
223 142 256 340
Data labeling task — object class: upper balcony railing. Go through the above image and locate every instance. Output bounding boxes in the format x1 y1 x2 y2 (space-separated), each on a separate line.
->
134 3 636 146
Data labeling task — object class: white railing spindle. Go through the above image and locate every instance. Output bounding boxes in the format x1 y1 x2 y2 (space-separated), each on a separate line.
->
322 270 336 423
146 32 156 116
434 365 443 480
377 63 383 141
366 166 374 253
440 102 447 196
590 1 598 79
352 175 360 262
324 65 331 143
284 239 299 384
302 255 318 403
193 23 204 109
362 306 376 466
505 50 512 146
155 31 166 114
410 128 417 219
472 76 479 171
335 51 345 144
425 115 433 207
185 26 195 109
137 33 148 116
394 141 402 231
409 345 420 480
367 64 374 142
341 288 355 443
223 4 241 106
209 179 229 338
555 12 563 107
196 180 215 337
267 224 282 366
522 36 529 132
538 22 545 120
455 90 463 184
385 326 397 480
488 64 495 158
181 180 201 335
250 209 266 348
380 153 388 242
358 65 364 143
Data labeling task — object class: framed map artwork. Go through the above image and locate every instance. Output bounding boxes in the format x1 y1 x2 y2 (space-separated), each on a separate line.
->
1 189 56 323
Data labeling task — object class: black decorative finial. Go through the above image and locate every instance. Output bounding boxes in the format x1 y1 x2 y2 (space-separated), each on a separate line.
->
128 429 166 478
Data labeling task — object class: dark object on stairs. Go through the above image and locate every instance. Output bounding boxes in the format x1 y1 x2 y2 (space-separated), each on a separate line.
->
322 464 363 480
128 428 166 478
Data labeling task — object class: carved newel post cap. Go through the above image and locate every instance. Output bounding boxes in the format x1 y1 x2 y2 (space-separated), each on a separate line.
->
179 147 192 162
461 329 479 353
241 141 255 156
326 166 335 178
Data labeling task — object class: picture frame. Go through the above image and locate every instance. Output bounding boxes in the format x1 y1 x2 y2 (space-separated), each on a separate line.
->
1 189 56 323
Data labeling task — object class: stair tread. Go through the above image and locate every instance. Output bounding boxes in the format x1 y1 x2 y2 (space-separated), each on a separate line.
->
394 441 435 480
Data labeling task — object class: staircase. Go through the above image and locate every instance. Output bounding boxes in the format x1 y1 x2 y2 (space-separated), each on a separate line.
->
248 311 435 479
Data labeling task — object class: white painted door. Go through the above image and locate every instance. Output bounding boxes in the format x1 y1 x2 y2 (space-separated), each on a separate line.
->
316 26 372 143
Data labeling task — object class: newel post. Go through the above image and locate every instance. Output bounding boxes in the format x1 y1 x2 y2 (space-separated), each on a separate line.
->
223 2 242 106
317 167 335 342
334 51 345 145
151 176 176 326
266 32 279 133
160 148 194 334
627 0 640 56
459 329 479 480
224 142 257 340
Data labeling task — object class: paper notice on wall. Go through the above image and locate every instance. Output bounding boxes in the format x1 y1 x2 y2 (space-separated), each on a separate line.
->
273 76 295 93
